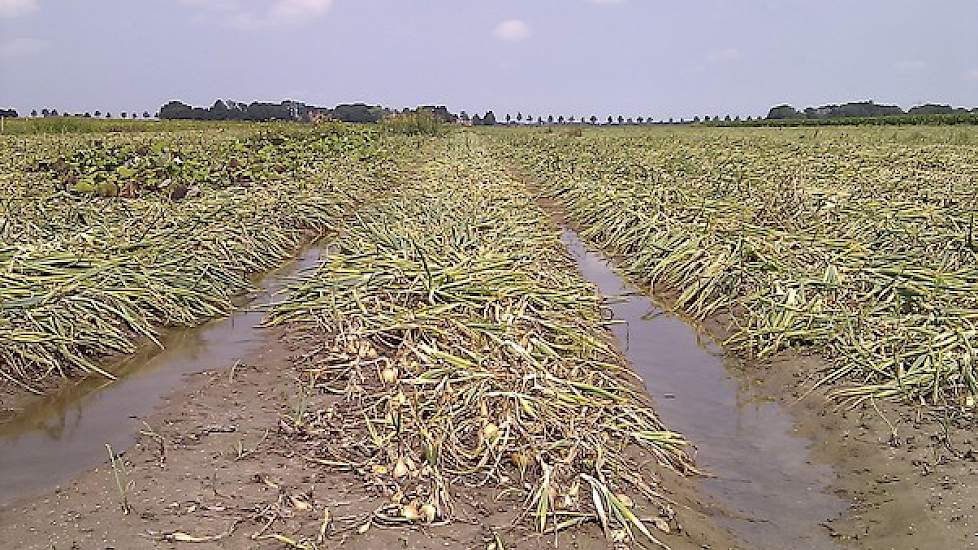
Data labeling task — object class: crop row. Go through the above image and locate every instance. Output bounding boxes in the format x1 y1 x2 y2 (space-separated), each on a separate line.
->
0 125 405 392
499 127 978 407
264 135 688 544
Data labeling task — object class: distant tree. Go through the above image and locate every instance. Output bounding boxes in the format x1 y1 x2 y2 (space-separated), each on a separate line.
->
637 117 644 124
51 109 59 116
547 115 554 124
746 116 753 121
668 117 674 124
121 112 127 119
472 114 483 125
568 115 576 123
693 116 701 122
30 109 38 117
701 116 709 122
606 116 613 124
210 99 230 120
908 103 956 116
483 110 497 125
505 113 512 124
459 110 470 122
105 112 111 118
626 118 633 124
557 115 565 124
142 111 150 118
617 115 624 124
94 110 101 117
516 112 523 123
767 104 802 119
589 115 597 124
40 108 50 117
724 115 732 122
84 112 91 117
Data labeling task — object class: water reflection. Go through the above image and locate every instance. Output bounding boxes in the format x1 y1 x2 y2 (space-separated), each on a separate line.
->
561 229 844 550
0 246 324 504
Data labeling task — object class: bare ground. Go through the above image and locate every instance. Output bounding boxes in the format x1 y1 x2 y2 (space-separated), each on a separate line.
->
751 353 978 549
695 305 978 550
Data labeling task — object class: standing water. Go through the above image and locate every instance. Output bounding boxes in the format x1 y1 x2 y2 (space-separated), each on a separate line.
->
0 246 325 505
561 229 845 550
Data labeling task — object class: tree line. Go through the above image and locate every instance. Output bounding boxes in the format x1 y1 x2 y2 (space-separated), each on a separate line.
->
767 101 978 120
462 111 732 126
158 99 459 124
0 108 153 119
158 100 711 126
6 98 977 126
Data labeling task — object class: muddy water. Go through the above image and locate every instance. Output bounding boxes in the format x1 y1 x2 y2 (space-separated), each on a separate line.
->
561 229 845 550
0 246 325 505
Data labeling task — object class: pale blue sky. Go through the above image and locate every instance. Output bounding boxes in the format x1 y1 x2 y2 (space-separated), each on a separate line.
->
1 0 977 119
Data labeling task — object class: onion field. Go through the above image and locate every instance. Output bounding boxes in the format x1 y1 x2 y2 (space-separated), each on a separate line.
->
4 122 978 549
499 126 978 407
264 135 690 543
0 125 401 392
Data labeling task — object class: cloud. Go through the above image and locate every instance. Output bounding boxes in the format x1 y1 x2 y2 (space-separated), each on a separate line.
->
894 60 926 73
707 48 741 63
0 37 47 59
177 0 334 30
493 19 530 42
0 0 38 17
965 69 978 82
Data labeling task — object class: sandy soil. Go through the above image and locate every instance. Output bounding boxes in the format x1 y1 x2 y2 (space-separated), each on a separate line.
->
749 352 978 550
0 325 742 550
690 302 978 550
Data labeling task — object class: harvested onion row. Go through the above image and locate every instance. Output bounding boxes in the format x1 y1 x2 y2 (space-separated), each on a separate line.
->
268 134 691 545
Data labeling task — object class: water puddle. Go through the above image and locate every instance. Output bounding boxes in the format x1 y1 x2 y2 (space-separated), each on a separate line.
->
561 229 845 550
0 246 325 505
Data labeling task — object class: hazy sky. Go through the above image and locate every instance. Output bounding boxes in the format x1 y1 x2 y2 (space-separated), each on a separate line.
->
2 0 977 119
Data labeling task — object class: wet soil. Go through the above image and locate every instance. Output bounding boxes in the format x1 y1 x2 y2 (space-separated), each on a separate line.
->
0 246 327 504
561 229 845 550
754 355 978 549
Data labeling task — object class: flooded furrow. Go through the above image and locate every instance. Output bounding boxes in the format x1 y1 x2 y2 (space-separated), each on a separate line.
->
561 228 845 550
0 246 325 505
